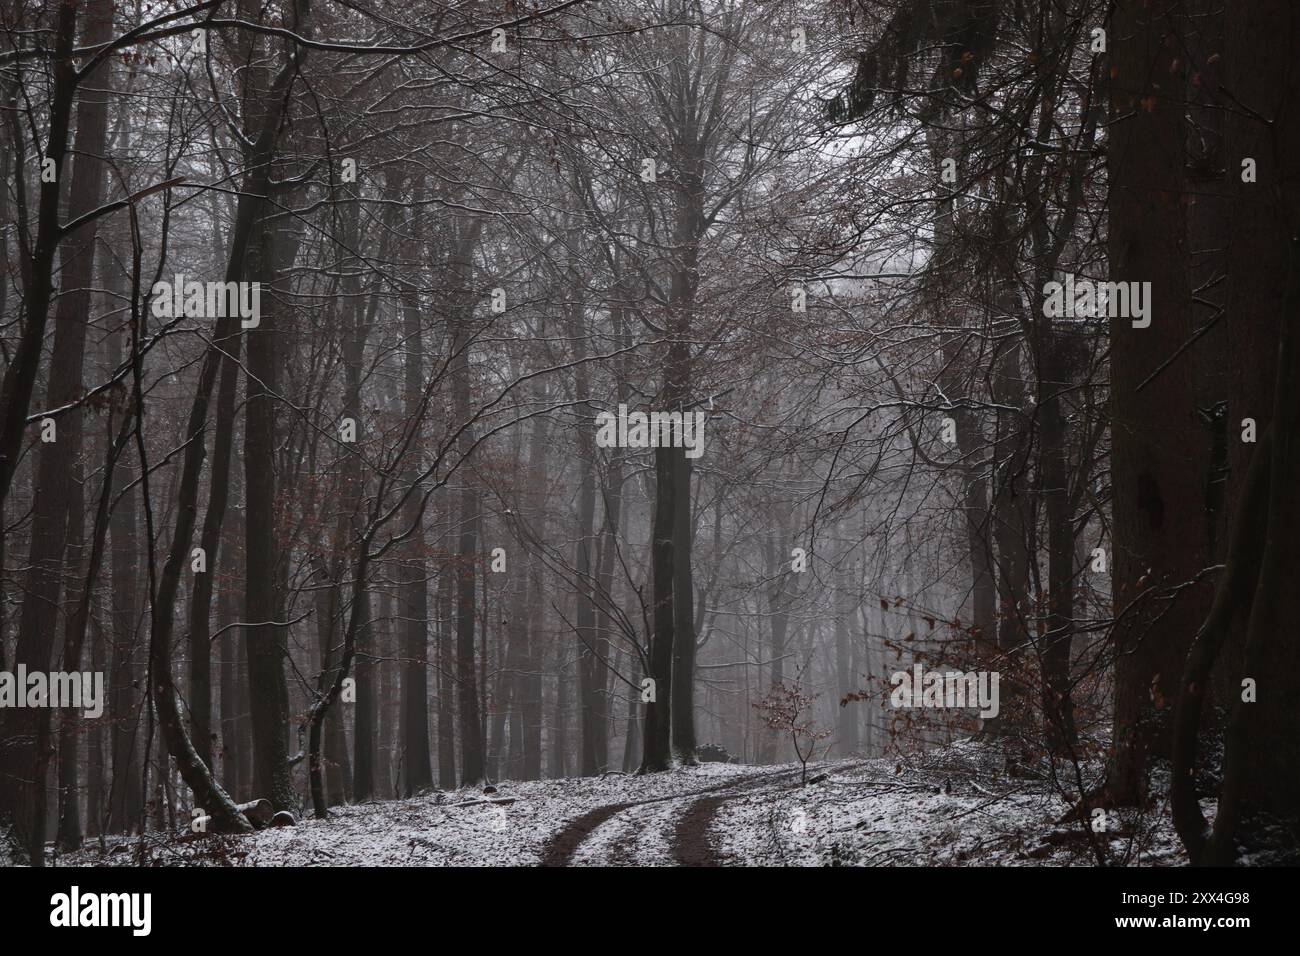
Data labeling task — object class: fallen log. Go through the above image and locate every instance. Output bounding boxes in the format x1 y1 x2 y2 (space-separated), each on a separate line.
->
446 797 518 809
235 799 275 829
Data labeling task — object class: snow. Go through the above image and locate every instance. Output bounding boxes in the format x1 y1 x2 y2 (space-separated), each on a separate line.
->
60 738 1192 867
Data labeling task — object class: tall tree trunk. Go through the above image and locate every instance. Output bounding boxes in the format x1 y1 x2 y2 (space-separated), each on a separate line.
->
436 493 457 789
350 521 375 804
0 0 111 861
669 445 697 764
54 469 86 851
86 609 105 838
520 404 549 781
454 467 485 786
551 647 569 778
450 238 485 787
106 321 143 834
572 316 604 776
189 312 242 776
0 0 78 514
834 563 860 755
988 319 1032 741
1037 338 1079 754
56 409 131 849
504 516 530 781
1107 0 1211 805
486 605 509 784
399 289 433 794
310 556 350 804
376 595 396 796
641 443 676 772
243 215 295 811
129 0 311 837
1172 0 1300 863
219 587 242 799
759 530 790 764
593 448 625 774
666 147 701 765
326 193 376 804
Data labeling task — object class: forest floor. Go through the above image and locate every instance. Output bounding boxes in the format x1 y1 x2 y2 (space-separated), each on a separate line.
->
61 738 1192 867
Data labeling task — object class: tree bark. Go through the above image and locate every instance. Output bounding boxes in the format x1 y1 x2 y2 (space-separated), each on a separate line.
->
436 491 457 789
0 0 111 861
1107 0 1212 804
450 236 486 787
0 0 78 514
640 443 676 772
133 0 313 835
1173 0 1300 858
398 286 434 794
243 215 295 812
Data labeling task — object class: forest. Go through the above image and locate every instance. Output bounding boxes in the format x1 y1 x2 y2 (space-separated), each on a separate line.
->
0 0 1297 874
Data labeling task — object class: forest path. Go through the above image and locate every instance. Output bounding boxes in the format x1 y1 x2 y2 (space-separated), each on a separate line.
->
669 762 882 865
68 744 1156 866
543 763 870 866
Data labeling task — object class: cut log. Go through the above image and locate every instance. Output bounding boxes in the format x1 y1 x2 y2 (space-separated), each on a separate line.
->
270 811 296 827
236 799 274 829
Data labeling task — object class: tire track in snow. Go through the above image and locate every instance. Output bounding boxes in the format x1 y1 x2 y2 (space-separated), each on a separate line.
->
545 763 876 866
672 795 734 866
671 763 881 866
541 772 760 867
540 802 634 867
543 788 709 866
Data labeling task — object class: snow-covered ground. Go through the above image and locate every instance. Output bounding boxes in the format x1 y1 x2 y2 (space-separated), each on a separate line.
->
59 739 1191 867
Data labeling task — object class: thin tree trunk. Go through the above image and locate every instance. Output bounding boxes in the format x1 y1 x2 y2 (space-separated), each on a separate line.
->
219 587 241 799
436 492 457 789
520 405 549 781
573 381 603 776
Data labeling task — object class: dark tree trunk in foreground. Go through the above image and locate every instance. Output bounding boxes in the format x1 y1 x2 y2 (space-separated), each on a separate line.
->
1107 0 1211 805
0 0 77 516
0 0 110 862
641 444 676 772
244 218 296 812
1172 0 1300 863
